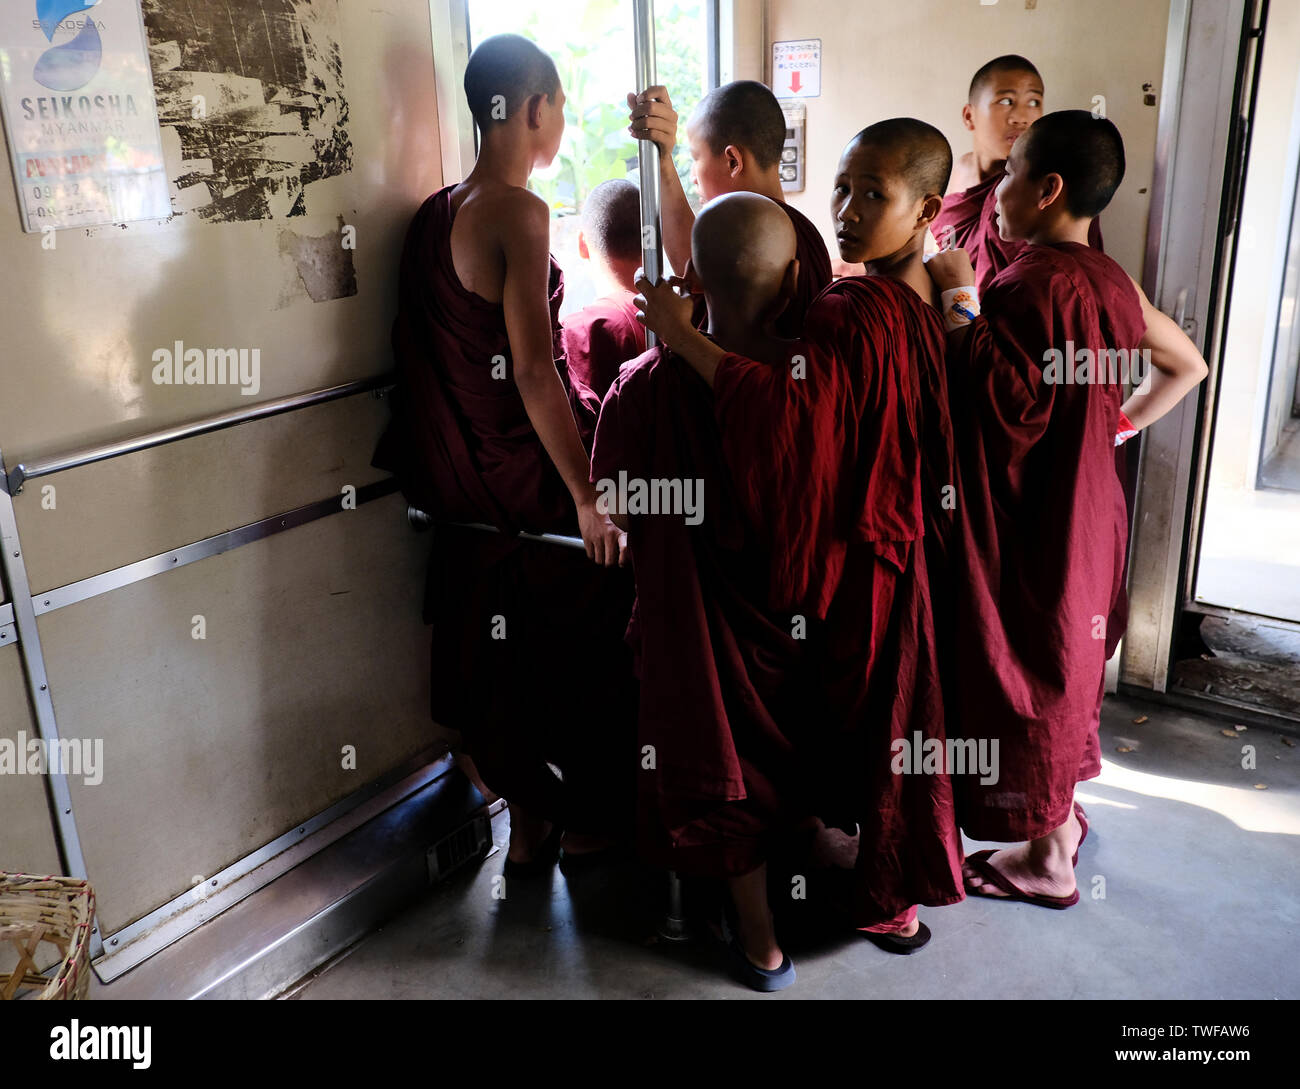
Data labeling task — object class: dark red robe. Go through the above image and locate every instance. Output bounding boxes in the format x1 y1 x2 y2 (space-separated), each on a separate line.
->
933 167 1104 296
946 241 1145 841
778 202 834 338
373 185 636 834
794 276 964 924
560 289 647 404
591 342 830 878
593 278 965 922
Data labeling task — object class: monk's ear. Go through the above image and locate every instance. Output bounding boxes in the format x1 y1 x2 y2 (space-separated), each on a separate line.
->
917 193 944 230
525 92 546 131
1038 172 1066 211
577 229 590 261
724 144 744 178
961 103 975 132
681 259 705 296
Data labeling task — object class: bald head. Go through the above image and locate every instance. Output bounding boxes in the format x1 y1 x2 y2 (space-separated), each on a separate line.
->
690 80 787 170
969 54 1042 103
849 117 952 199
463 33 560 130
582 178 642 264
692 193 796 313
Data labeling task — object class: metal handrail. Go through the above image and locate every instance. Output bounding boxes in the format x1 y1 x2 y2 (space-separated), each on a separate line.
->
4 375 393 495
406 506 585 551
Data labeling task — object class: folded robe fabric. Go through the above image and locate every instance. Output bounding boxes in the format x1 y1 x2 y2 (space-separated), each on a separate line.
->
792 276 964 923
777 202 834 339
946 241 1146 841
933 167 1104 297
592 344 822 877
372 184 636 833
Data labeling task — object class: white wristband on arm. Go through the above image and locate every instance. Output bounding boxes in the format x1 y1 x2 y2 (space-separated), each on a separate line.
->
941 287 980 333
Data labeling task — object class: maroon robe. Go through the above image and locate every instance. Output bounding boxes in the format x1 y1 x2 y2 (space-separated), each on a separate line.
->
933 167 1104 296
373 185 636 834
794 276 963 924
560 289 647 404
591 342 832 877
779 202 834 338
947 242 1145 841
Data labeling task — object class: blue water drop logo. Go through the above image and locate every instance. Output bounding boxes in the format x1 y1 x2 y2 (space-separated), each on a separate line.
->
34 1 103 92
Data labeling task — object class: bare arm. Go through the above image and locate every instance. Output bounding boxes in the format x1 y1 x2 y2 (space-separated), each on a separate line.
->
502 195 624 565
1123 276 1209 431
628 86 694 276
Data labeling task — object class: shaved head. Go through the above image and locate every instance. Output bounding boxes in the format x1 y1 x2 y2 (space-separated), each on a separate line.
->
582 178 642 263
1020 110 1126 218
689 80 787 170
463 33 560 129
849 117 952 198
968 54 1042 103
692 192 796 311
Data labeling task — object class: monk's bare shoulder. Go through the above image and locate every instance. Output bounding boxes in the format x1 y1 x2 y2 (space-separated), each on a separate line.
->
460 182 548 241
946 152 978 195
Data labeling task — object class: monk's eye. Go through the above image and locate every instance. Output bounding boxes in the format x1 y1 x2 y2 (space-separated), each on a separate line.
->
996 97 1013 106
1028 98 1042 108
866 191 882 200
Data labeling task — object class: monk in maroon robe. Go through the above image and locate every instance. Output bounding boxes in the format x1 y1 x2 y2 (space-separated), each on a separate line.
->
560 179 647 402
932 55 1102 296
927 111 1207 907
691 121 966 949
627 79 832 337
595 193 846 991
373 34 635 873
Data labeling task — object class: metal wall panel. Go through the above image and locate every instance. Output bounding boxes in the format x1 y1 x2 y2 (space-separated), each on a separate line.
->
35 494 434 934
12 392 393 594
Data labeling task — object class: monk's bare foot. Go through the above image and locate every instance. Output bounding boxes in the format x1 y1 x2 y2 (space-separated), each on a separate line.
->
964 809 1082 899
559 831 616 856
505 807 553 864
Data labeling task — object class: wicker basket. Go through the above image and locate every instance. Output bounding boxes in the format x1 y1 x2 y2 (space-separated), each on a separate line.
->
0 873 95 1000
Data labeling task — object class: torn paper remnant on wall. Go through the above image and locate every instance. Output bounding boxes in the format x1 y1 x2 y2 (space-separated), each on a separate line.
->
142 0 352 223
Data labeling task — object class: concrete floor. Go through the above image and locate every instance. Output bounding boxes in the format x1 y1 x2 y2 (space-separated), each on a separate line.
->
290 694 1300 1000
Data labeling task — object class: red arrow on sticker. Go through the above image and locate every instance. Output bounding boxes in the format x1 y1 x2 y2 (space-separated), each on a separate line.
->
790 71 803 93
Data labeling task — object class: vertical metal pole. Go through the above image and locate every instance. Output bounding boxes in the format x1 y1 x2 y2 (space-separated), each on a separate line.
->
0 453 102 960
633 0 688 941
633 0 663 350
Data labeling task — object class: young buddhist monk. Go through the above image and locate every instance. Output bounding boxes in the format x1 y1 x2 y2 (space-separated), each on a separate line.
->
636 121 968 954
593 192 844 990
926 111 1208 907
373 33 635 876
933 55 1102 294
560 178 647 402
627 79 832 336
